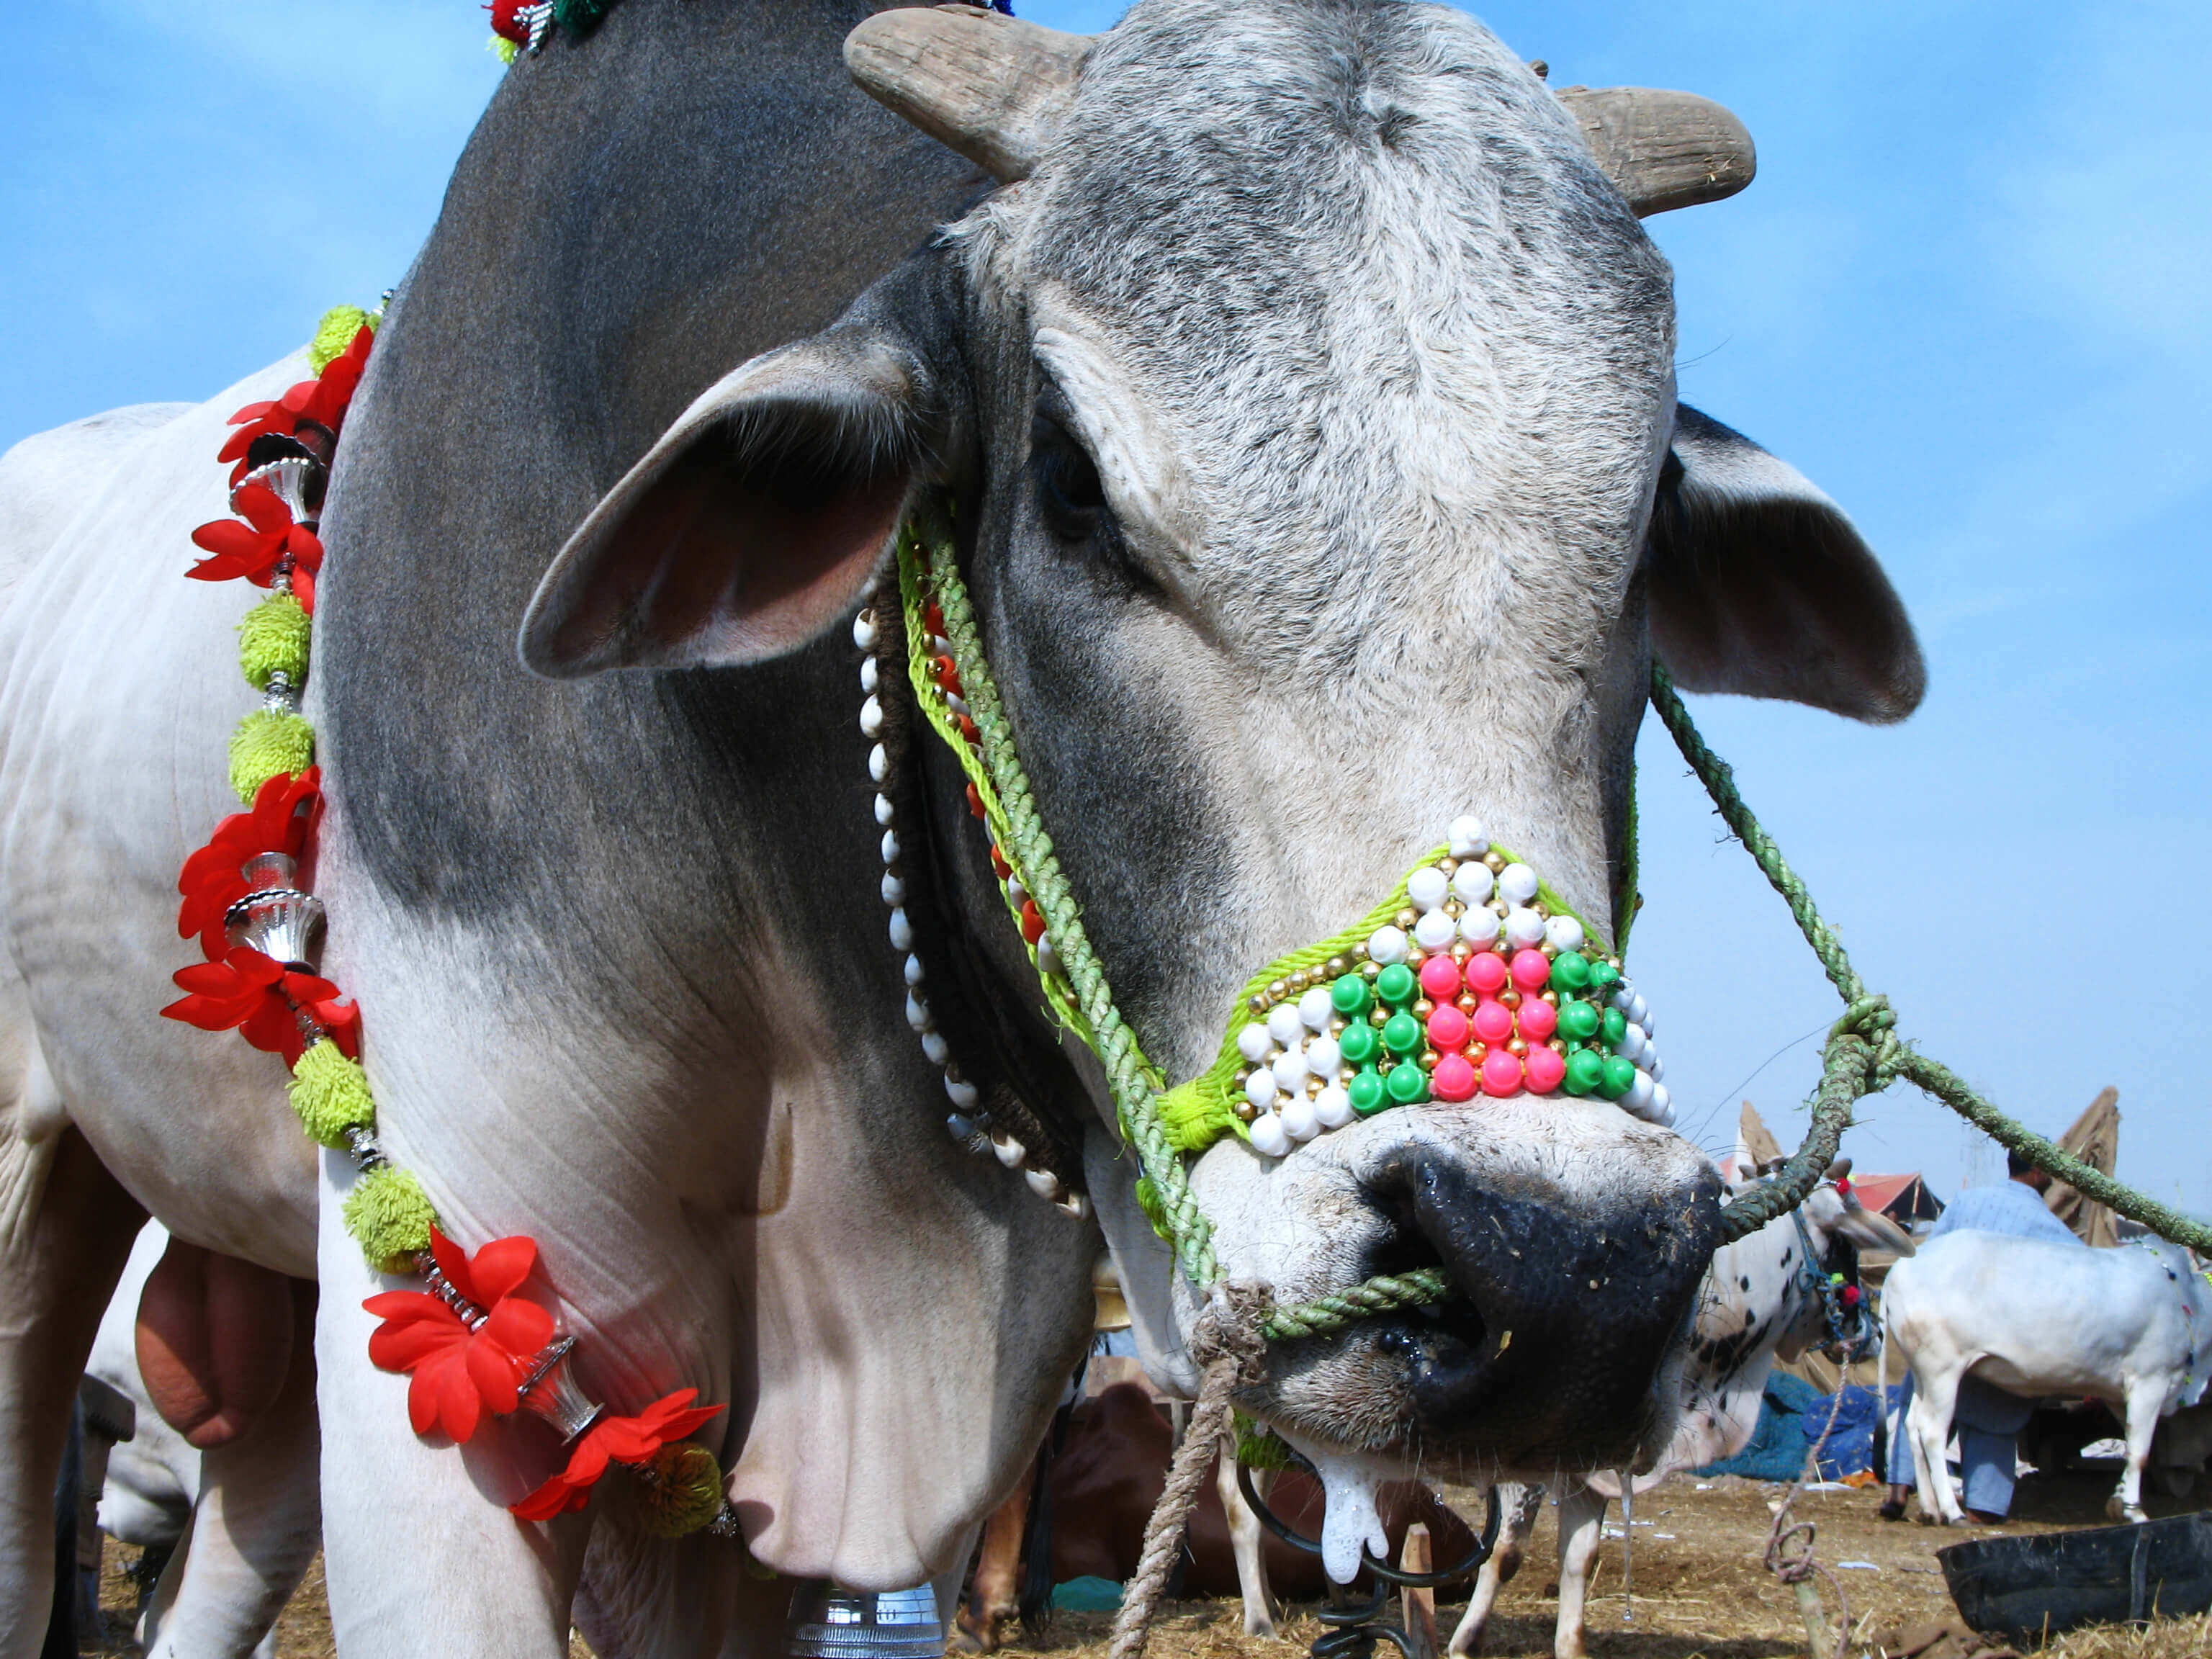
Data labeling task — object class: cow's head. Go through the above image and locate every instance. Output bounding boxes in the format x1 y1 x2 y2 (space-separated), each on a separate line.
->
518 0 1923 1493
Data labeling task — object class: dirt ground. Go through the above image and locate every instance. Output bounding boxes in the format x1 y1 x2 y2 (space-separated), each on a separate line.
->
79 1467 2211 1658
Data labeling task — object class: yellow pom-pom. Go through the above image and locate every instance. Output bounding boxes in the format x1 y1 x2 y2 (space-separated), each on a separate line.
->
238 592 311 691
289 1040 374 1149
343 1166 435 1274
307 305 377 374
637 1442 726 1538
228 710 315 803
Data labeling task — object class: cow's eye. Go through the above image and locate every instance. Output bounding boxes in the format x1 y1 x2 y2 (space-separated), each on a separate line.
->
1030 415 1107 540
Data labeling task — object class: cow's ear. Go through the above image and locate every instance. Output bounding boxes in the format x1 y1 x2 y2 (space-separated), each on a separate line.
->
521 326 949 678
1647 405 1925 723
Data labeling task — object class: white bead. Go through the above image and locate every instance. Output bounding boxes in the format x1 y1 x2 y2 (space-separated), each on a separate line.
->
1413 909 1457 952
881 872 906 907
1651 1082 1671 1118
1624 1067 1655 1115
1612 986 1636 1012
1406 867 1449 912
1006 876 1027 909
1504 907 1545 948
1498 863 1539 906
880 830 899 865
868 744 889 783
1649 1054 1664 1082
1629 993 1649 1026
1641 1008 1655 1038
930 634 950 656
1035 937 1061 976
1617 1024 1645 1063
1452 862 1494 906
1247 1113 1291 1159
1447 815 1488 858
1237 1022 1274 1064
1298 987 1334 1033
1367 925 1409 966
1025 1168 1058 1199
921 1031 950 1066
853 612 879 650
1544 914 1585 953
888 907 913 950
904 954 925 986
992 1135 1026 1169
1244 1069 1282 1112
1267 1002 1305 1046
1271 1048 1307 1091
1280 1092 1319 1142
945 1076 979 1108
1460 907 1502 947
946 693 970 719
905 993 932 1032
1305 1033 1341 1076
860 657 878 693
873 792 895 826
1313 1085 1355 1130
1653 1099 1676 1129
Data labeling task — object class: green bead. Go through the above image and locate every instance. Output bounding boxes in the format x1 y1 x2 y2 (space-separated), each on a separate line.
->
1349 1069 1388 1116
1339 1020 1380 1066
1331 974 1373 1017
1557 999 1601 1042
1375 963 1417 1009
1564 1048 1606 1096
1382 1011 1423 1057
1601 1007 1627 1046
1549 952 1591 993
1385 1062 1429 1105
1589 961 1621 990
1599 1055 1637 1100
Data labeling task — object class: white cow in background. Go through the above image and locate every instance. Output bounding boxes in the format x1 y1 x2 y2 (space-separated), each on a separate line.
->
1884 1231 2209 1524
84 1223 313 1658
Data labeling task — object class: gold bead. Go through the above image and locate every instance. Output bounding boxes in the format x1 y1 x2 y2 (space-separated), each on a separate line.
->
1325 956 1349 979
1470 1042 1488 1061
1500 989 1521 1010
1362 961 1382 981
1352 945 1370 963
1370 1007 1388 1026
1267 979 1289 1002
1330 1016 1346 1034
1248 994 1269 1014
1607 956 1622 970
1444 899 1464 918
1542 990 1558 1005
1419 1051 1439 1071
1489 899 1508 917
1413 997 1434 1018
1439 857 1459 875
1549 1038 1567 1054
1507 1038 1528 1057
1395 907 1419 931
1484 851 1506 873
1287 968 1311 993
1450 942 1473 963
1540 942 1558 958
1235 1100 1259 1123
1456 993 1478 1015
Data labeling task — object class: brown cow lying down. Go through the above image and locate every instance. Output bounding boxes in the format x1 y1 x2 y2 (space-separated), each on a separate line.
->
960 1382 1474 1650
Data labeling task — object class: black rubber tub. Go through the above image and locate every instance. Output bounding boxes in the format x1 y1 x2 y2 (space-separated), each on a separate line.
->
1938 1511 2212 1635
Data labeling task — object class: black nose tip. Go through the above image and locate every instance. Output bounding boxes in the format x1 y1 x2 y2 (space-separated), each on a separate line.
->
1367 1151 1722 1464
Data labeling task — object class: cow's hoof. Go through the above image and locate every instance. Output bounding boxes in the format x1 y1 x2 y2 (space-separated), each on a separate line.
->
2105 1496 2147 1524
1877 1499 1906 1521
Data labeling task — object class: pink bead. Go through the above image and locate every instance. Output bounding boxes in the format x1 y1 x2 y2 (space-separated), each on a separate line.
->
1510 948 1550 992
1427 1004 1470 1051
1472 999 1514 1046
1517 997 1557 1041
1524 1045 1566 1094
1480 1049 1523 1097
1431 1053 1478 1102
1465 952 1508 995
1419 956 1462 1002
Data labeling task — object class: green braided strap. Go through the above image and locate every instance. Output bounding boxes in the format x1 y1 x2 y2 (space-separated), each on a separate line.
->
1260 1269 1451 1342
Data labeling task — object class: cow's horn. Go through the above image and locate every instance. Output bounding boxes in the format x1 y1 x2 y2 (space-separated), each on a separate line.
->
1554 86 1755 215
845 5 1093 184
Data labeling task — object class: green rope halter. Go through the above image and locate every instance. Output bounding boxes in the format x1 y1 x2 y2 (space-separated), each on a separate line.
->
901 513 2212 1351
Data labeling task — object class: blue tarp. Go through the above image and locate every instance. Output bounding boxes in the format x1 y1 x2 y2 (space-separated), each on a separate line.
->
1806 1383 1900 1481
1691 1375 1904 1482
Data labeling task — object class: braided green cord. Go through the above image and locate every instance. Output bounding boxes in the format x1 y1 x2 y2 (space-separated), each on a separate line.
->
1654 663 2212 1254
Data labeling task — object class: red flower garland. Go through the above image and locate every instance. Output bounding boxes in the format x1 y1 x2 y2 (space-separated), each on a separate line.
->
176 768 322 958
187 483 325 608
365 1230 558 1443
161 948 359 1068
510 1389 726 1520
217 325 373 481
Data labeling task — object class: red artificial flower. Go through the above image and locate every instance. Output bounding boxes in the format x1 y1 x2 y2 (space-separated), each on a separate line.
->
161 946 356 1066
186 483 324 608
364 1229 557 1444
218 326 374 481
510 1388 726 1521
177 768 322 958
487 1 531 44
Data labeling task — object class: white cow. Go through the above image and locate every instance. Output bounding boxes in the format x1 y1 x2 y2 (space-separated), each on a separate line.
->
84 1223 315 1659
1218 1164 1913 1659
1884 1231 2210 1524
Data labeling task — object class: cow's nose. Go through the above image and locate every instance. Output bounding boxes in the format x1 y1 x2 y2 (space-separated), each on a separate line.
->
1364 1148 1722 1465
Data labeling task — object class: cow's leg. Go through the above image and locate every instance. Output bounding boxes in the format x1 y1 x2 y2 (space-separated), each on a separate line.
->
1550 1485 1606 1659
1905 1368 1966 1526
1446 1483 1539 1658
1218 1451 1278 1638
143 1277 320 1658
315 1159 585 1658
0 1116 145 1659
954 1476 1029 1652
2111 1382 2163 1523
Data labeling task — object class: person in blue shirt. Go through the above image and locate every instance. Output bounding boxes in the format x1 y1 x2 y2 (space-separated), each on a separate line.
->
1881 1148 2086 1522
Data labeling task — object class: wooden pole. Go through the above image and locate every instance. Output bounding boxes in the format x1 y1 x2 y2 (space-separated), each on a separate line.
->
1399 1524 1437 1659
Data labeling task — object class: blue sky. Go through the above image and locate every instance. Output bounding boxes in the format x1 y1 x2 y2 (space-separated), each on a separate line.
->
6 1 2207 1211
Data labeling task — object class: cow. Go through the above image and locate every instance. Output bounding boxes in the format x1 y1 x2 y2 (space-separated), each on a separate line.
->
1212 1163 1914 1655
1883 1232 2211 1525
0 0 1925 1651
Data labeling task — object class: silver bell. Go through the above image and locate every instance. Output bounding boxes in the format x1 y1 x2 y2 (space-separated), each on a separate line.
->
516 1336 605 1442
231 454 324 528
223 852 325 972
785 1583 945 1659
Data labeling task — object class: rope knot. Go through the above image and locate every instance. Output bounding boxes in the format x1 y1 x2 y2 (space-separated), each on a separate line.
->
1832 994 1906 1087
1191 1279 1273 1388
